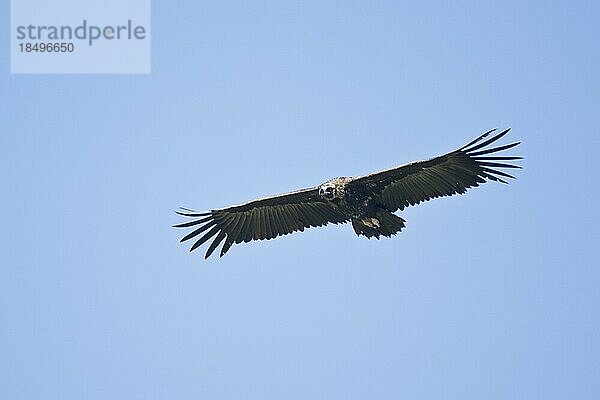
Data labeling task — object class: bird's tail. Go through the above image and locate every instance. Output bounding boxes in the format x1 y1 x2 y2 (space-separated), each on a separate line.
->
352 210 405 239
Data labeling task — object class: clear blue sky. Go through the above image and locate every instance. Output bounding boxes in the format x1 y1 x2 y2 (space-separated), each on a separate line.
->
1 1 599 399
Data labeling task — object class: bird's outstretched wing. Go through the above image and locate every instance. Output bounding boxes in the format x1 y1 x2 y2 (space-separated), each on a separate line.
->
349 128 521 212
174 187 348 258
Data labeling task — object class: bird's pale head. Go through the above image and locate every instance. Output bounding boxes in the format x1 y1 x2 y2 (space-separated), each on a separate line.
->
318 178 347 200
318 184 336 199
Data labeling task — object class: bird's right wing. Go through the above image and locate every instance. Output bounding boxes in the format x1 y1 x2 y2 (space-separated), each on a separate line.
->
174 187 348 258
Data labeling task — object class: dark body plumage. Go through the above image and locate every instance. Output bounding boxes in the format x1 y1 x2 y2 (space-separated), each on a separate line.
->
175 128 521 258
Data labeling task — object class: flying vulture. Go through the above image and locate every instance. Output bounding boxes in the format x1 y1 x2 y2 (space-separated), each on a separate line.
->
175 128 521 258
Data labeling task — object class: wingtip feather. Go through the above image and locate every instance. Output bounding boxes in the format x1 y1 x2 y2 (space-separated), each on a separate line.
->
459 128 497 151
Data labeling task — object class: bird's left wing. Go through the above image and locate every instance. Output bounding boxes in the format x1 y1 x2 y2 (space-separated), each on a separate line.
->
174 187 348 258
348 128 521 212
